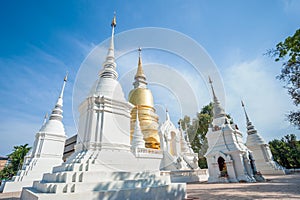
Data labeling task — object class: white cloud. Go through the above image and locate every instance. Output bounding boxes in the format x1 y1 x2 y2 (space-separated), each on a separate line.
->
222 57 299 142
0 46 78 155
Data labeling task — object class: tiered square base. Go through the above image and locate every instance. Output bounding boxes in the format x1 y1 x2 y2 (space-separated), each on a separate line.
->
21 149 186 200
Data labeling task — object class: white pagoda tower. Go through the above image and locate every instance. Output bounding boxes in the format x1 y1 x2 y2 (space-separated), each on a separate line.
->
159 110 199 171
242 101 286 175
3 75 68 193
131 110 146 149
159 110 208 182
205 78 259 183
21 15 185 200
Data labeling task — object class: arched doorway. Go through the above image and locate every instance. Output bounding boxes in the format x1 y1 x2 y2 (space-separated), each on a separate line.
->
218 157 227 177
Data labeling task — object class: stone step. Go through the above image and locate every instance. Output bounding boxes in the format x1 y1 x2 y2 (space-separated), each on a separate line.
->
21 183 186 200
40 171 162 184
34 178 169 194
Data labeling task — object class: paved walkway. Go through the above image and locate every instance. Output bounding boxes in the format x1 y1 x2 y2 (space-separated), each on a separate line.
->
0 173 299 199
187 173 300 200
0 191 20 200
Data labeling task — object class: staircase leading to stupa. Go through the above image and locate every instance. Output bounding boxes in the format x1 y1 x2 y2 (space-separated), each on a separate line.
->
21 149 186 200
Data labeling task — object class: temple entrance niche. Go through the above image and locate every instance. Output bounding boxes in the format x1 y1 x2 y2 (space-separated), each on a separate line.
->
218 157 228 177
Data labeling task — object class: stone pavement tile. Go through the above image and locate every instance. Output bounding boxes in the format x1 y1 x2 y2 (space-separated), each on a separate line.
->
187 173 300 200
0 191 21 200
0 174 300 200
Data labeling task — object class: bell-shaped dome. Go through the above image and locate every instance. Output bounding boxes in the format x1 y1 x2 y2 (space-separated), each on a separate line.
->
90 78 126 102
128 87 154 107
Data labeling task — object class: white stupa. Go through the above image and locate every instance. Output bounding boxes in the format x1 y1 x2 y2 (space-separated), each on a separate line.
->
3 75 68 193
21 15 185 200
159 110 199 170
159 110 208 182
242 101 286 175
205 78 261 183
131 109 146 149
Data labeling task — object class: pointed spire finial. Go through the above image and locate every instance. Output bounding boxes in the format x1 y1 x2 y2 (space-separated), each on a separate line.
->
136 47 145 77
208 76 213 84
111 12 116 27
59 71 68 99
166 108 170 121
241 99 250 124
133 47 147 88
208 76 217 101
241 100 258 135
64 71 68 82
49 74 67 122
208 76 226 119
99 13 118 79
137 47 143 70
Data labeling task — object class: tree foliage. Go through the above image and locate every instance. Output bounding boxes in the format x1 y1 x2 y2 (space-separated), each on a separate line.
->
0 144 31 180
0 165 14 181
268 29 300 128
269 134 300 169
180 103 213 168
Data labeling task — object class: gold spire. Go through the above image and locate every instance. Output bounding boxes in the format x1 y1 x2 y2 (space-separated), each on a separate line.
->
129 48 160 149
135 48 146 79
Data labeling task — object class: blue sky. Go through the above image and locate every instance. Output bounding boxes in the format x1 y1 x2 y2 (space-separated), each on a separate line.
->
0 0 300 155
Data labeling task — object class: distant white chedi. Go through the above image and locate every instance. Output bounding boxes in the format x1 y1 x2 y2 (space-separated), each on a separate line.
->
2 75 68 193
21 15 185 200
159 110 208 182
242 101 286 175
205 78 264 183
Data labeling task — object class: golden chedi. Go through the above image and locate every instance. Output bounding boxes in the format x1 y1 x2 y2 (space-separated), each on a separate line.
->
128 48 160 149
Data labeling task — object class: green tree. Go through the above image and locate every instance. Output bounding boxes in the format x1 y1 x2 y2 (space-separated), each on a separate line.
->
0 144 31 180
268 29 300 128
269 134 300 169
0 165 14 180
180 103 213 168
